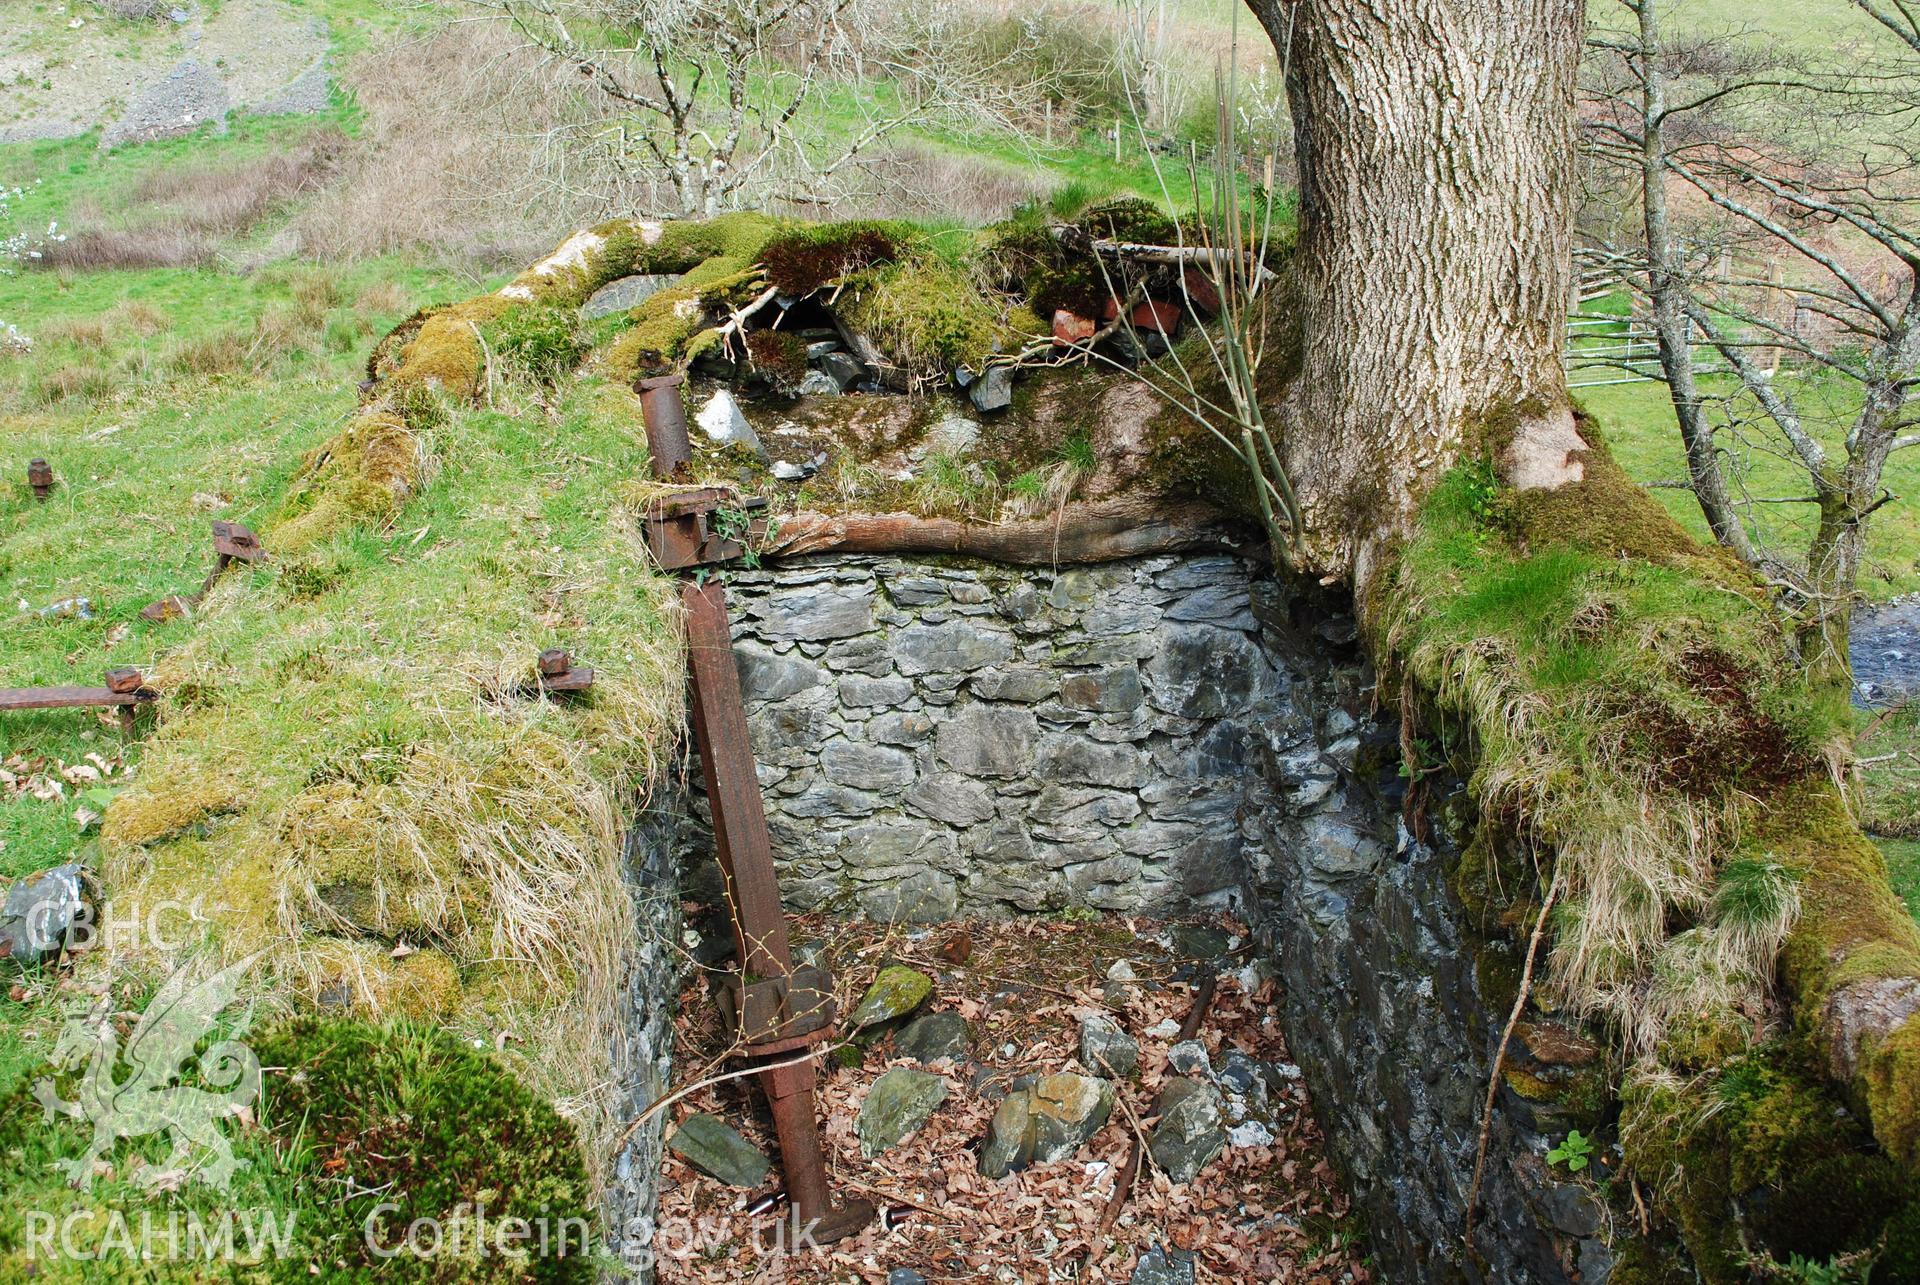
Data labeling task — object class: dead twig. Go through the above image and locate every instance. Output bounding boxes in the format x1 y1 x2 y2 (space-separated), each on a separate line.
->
1097 973 1219 1236
1463 863 1564 1246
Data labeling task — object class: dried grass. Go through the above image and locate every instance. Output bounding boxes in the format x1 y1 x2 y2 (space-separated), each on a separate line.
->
163 329 253 377
105 299 168 337
354 279 412 315
37 224 218 271
857 144 1050 226
29 362 114 405
39 315 112 349
35 130 346 271
293 27 608 267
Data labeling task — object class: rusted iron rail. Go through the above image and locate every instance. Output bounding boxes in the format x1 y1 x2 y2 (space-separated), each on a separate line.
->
638 373 874 1245
0 667 156 735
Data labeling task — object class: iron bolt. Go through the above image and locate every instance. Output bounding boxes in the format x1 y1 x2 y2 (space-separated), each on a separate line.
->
27 458 53 500
538 649 571 677
104 668 143 695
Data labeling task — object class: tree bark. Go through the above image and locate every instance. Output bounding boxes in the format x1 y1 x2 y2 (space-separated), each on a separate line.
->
1633 0 1762 566
1246 0 1586 583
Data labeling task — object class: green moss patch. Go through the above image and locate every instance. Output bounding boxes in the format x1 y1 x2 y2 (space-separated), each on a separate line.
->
0 1014 595 1281
837 255 1019 379
1621 1045 1918 1282
255 1016 597 1280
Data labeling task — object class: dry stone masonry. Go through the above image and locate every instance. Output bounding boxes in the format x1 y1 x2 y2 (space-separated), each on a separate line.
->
663 550 1618 1283
712 554 1284 922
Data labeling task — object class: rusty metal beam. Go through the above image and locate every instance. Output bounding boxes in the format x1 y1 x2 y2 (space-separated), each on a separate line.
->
0 668 157 737
641 374 873 1245
682 576 797 984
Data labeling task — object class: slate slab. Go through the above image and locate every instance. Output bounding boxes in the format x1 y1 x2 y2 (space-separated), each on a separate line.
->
856 1067 948 1157
669 1114 770 1188
895 1011 971 1065
848 964 934 1030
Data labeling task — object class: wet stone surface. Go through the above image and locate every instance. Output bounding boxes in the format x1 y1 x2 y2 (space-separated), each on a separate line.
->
1853 597 1920 705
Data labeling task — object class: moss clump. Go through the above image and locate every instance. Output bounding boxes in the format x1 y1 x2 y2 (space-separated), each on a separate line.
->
485 305 589 385
986 197 1183 320
1385 428 1842 1034
255 1016 597 1280
389 295 511 398
759 220 909 296
499 213 781 308
269 404 425 553
637 211 785 275
599 258 770 381
1624 1047 1917 1281
1081 197 1179 245
367 304 441 386
1747 784 1920 1164
101 774 244 846
1864 1012 1920 1167
1765 787 1920 1007
838 256 1013 379
303 940 465 1017
745 328 810 391
1383 415 1920 1273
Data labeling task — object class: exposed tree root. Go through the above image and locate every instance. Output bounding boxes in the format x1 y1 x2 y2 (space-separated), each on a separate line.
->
765 497 1254 566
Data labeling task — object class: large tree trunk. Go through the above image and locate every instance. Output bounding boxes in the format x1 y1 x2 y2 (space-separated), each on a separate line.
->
1247 0 1586 583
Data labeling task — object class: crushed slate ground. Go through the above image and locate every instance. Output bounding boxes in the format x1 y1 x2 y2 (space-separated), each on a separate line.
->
655 912 1371 1283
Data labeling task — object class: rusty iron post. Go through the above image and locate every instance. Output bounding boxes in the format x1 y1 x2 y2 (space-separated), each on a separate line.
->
27 458 53 501
639 376 874 1245
637 375 694 480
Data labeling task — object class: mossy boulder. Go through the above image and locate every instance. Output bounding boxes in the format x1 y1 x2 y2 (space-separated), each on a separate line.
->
855 1067 949 1157
847 964 934 1029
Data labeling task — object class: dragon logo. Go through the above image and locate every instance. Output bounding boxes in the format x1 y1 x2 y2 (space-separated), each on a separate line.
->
32 952 264 1192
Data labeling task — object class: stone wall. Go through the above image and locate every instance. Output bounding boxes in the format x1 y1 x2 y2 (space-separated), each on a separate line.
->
1233 607 1618 1283
602 805 687 1283
679 551 1619 1282
711 553 1288 921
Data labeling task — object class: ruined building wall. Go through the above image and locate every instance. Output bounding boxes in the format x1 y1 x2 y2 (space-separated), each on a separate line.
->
713 554 1283 920
671 552 1613 1282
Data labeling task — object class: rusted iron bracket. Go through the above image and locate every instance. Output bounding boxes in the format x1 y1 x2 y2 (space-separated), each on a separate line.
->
140 519 267 622
0 666 157 736
642 487 769 572
205 519 265 593
210 520 264 567
528 649 594 695
639 372 874 1245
